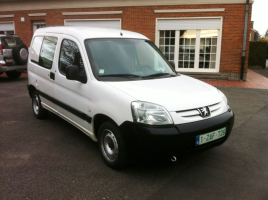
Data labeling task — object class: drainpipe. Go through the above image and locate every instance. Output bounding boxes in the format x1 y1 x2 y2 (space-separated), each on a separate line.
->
240 0 250 81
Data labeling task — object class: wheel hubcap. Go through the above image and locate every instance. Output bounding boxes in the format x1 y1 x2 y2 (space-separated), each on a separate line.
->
20 48 28 60
101 130 118 162
33 95 40 115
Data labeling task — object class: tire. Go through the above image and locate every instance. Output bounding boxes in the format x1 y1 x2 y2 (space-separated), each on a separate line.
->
6 71 21 79
32 91 48 119
12 44 28 65
98 121 129 169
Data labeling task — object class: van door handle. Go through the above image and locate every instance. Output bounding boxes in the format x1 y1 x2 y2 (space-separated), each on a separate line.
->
50 72 55 80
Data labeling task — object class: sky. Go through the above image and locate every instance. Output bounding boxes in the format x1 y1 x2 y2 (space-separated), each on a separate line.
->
251 0 268 36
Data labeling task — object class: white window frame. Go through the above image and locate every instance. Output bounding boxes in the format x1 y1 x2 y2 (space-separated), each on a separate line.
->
33 21 46 33
64 18 122 29
0 21 15 34
155 17 223 73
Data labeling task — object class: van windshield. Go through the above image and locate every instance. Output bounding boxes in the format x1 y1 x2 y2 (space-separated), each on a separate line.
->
85 39 177 81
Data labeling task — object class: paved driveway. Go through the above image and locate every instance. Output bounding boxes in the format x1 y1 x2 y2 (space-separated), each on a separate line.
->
1 77 268 200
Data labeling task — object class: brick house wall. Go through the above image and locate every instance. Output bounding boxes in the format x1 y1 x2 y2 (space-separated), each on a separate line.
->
0 3 252 80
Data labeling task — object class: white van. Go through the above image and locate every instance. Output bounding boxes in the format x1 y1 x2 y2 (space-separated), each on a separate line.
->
27 27 234 169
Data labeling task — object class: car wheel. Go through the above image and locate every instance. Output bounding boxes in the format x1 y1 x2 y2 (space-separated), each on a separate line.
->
6 71 22 79
98 121 129 169
32 91 48 119
12 44 28 65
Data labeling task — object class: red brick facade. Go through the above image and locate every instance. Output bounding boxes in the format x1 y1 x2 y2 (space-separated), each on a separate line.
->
0 3 252 79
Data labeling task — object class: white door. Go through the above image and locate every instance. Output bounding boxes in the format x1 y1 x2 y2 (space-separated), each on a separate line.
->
53 35 92 133
64 19 121 29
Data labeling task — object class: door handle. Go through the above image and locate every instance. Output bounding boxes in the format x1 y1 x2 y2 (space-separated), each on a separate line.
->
50 72 55 80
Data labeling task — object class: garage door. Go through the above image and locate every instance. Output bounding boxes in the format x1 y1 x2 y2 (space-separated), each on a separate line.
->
0 22 14 34
64 19 121 29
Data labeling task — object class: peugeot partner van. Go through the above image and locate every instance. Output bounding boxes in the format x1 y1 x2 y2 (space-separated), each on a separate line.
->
27 27 234 169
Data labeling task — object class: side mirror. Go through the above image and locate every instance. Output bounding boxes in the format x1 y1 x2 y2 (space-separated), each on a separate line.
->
66 65 87 83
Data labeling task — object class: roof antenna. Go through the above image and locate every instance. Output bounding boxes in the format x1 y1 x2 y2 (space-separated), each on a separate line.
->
120 32 123 36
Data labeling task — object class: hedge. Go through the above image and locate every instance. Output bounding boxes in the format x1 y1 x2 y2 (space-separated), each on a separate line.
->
248 41 267 68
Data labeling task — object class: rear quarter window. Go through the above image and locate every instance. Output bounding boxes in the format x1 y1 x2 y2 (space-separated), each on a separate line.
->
30 36 58 69
39 37 58 69
30 36 43 64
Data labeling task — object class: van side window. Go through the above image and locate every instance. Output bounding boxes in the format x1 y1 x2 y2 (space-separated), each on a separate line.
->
39 36 58 69
59 39 85 76
30 36 44 64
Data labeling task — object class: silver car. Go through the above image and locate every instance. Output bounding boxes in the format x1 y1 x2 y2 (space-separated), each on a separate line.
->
0 34 28 79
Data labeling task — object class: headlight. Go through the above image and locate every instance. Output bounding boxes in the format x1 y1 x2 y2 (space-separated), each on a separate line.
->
131 101 173 125
218 90 229 107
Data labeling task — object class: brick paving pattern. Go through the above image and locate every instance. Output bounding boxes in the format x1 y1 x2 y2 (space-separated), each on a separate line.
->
201 69 268 89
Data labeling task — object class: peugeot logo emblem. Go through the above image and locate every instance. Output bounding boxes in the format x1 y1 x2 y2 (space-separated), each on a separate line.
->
197 106 211 118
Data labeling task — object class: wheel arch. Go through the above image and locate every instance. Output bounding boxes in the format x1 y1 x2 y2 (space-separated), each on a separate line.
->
93 114 118 138
28 84 36 98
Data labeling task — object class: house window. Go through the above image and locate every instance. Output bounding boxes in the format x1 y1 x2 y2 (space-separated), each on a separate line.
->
159 29 219 72
199 30 218 69
159 30 175 63
178 30 196 69
33 21 46 33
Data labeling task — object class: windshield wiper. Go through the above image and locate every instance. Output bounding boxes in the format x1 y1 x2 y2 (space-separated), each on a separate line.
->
142 73 176 78
99 73 142 78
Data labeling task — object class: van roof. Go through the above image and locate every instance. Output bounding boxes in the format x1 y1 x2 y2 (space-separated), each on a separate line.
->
34 26 149 40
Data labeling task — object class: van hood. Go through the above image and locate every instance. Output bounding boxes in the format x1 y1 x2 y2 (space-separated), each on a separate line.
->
105 75 222 111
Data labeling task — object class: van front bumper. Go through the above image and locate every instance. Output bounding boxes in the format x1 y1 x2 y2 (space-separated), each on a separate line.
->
120 110 234 161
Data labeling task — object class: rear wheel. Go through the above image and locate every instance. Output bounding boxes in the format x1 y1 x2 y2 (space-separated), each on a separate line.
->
32 91 48 119
6 71 21 79
98 121 129 169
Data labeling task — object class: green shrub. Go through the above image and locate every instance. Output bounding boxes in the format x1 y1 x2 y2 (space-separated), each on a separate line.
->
248 41 268 68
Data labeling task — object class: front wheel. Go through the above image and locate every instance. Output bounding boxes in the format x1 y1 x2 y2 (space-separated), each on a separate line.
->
32 91 48 119
98 121 129 169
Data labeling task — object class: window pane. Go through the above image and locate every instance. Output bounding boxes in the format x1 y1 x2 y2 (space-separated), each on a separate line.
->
59 39 85 75
212 46 217 53
199 30 218 69
211 54 216 61
178 61 183 68
180 38 184 45
159 30 175 62
190 62 194 68
178 30 197 69
39 36 57 69
170 54 174 60
160 38 164 45
210 62 216 69
190 54 195 61
165 31 170 37
212 38 217 45
191 38 196 45
159 46 164 52
165 38 169 45
184 61 189 68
